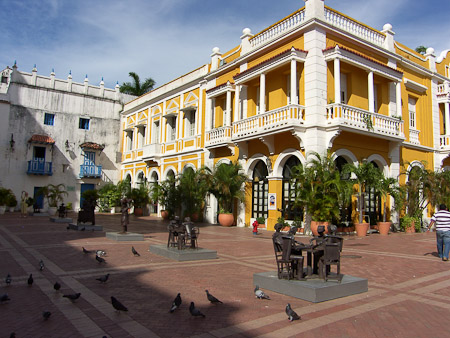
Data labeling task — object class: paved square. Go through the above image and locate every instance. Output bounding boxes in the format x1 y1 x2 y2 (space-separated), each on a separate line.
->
0 212 447 337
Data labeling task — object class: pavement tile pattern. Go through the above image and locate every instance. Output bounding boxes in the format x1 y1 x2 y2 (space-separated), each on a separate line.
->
0 212 448 337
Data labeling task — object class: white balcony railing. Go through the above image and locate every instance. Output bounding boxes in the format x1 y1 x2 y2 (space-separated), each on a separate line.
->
205 126 233 148
142 143 161 159
324 8 385 48
440 135 450 149
326 104 404 138
409 129 420 145
233 104 305 140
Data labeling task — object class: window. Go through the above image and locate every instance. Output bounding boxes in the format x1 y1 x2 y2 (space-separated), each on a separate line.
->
1 75 7 84
408 97 417 129
137 126 146 148
126 130 134 151
167 117 176 141
281 156 302 221
33 146 46 160
152 120 160 143
340 73 347 104
185 111 195 137
44 113 55 126
79 118 90 130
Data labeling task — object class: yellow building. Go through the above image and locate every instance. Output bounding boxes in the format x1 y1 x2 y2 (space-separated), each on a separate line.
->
120 0 450 229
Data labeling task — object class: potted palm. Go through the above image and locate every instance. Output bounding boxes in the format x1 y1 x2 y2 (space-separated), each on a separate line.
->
0 187 9 214
376 176 398 235
130 183 151 216
151 175 180 219
39 184 68 215
178 166 211 221
6 190 17 212
209 161 247 227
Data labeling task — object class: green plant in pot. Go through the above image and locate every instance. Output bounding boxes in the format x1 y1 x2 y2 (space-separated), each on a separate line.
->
375 176 398 235
209 161 247 227
98 183 121 212
39 184 67 215
178 166 211 221
256 216 266 226
151 175 180 219
6 190 17 211
130 183 151 216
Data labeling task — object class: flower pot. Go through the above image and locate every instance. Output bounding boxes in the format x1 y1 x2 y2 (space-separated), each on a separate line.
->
161 210 169 220
310 221 329 236
355 223 369 237
377 222 391 236
0 206 5 215
8 207 15 213
258 223 266 229
134 207 143 217
48 207 57 216
405 225 416 233
218 213 234 227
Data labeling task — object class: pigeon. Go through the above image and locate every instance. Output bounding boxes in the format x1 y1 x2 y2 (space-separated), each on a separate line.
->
5 273 11 286
285 303 300 321
63 293 81 301
96 250 107 257
96 255 106 264
189 302 205 318
54 282 61 291
111 296 128 312
27 274 33 286
39 260 45 271
206 290 223 304
0 293 10 303
43 311 51 320
254 285 270 300
169 293 182 313
82 247 92 254
96 273 110 283
131 246 140 256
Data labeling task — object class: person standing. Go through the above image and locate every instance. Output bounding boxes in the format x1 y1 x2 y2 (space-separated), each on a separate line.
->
427 204 450 261
20 191 28 218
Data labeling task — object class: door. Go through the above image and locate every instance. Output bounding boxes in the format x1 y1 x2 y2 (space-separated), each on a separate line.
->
33 187 44 209
80 183 95 209
32 146 46 172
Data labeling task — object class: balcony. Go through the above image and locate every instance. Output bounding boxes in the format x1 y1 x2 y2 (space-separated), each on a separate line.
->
440 135 450 150
232 104 305 142
205 126 233 149
142 143 162 166
437 83 450 103
79 164 102 178
326 104 404 140
27 160 52 175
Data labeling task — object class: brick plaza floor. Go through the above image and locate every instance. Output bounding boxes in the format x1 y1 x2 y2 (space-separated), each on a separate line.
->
0 212 448 337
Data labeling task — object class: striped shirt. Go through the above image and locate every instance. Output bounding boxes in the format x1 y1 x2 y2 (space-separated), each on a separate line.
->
431 210 450 231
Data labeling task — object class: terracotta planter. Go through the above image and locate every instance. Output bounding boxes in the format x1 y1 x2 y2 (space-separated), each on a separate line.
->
377 222 391 236
257 223 266 229
355 223 369 237
161 210 169 220
310 221 329 236
218 213 234 227
405 225 416 233
134 207 143 217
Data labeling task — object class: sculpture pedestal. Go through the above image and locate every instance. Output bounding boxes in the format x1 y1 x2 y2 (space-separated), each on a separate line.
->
149 244 217 261
50 217 73 223
253 271 368 303
106 232 144 241
68 223 103 231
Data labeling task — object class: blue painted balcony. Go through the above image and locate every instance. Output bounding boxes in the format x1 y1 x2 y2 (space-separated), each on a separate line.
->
79 164 102 178
27 160 53 175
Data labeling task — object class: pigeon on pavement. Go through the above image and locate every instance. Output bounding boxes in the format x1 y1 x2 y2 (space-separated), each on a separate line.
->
206 290 223 304
0 293 10 303
63 293 81 301
5 273 11 286
189 302 205 318
42 311 51 320
285 303 300 321
54 282 61 291
82 247 92 254
111 296 128 312
96 255 106 264
131 246 140 256
254 285 270 300
39 260 45 271
96 250 107 257
96 274 110 283
27 274 33 286
169 293 182 313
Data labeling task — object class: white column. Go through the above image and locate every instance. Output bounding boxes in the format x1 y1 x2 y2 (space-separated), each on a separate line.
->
445 103 450 135
226 89 232 126
334 58 341 104
234 85 240 122
396 82 402 117
260 73 266 114
368 71 374 113
290 59 298 104
205 98 212 132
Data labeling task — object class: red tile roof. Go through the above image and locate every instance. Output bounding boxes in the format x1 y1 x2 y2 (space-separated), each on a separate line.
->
80 142 105 151
28 134 55 144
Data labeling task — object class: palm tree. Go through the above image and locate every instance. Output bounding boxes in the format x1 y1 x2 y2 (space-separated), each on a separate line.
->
415 46 427 55
119 72 155 96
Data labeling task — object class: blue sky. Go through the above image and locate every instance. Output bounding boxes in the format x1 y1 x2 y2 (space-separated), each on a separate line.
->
1 0 449 90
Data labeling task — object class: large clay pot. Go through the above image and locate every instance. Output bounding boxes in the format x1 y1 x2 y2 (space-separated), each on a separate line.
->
310 221 329 236
134 207 143 217
355 223 369 237
377 222 391 235
218 213 234 227
160 210 169 220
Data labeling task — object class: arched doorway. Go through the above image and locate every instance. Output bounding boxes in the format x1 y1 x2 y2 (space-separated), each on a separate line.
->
365 162 382 225
149 171 159 214
334 156 352 225
252 161 268 220
282 156 302 221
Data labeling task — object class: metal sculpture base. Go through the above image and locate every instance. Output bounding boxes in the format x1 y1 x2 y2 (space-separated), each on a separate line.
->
50 217 73 223
149 244 217 261
253 271 368 303
106 232 144 241
69 223 103 231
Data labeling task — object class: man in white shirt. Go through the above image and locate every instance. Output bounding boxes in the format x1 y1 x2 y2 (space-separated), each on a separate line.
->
428 204 450 261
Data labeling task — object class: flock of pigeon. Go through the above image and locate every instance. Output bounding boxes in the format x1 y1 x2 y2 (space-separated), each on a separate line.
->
2 244 300 337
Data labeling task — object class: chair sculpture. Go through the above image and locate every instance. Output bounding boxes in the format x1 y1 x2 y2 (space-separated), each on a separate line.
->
183 218 199 249
167 217 183 248
318 235 344 282
273 236 304 280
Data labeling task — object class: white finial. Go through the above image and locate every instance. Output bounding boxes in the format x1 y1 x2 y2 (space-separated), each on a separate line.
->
383 23 393 31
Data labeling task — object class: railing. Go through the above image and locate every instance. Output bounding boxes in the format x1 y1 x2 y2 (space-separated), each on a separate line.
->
324 8 385 48
326 103 404 138
142 143 161 158
80 164 102 178
250 10 305 49
409 129 420 145
440 135 450 148
205 126 233 147
27 160 52 175
233 104 305 139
